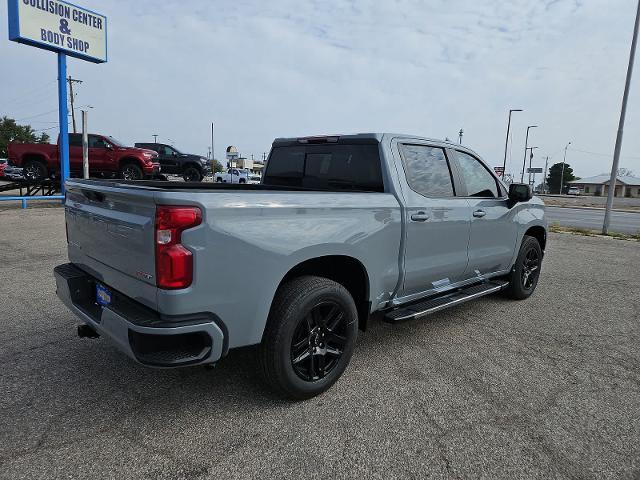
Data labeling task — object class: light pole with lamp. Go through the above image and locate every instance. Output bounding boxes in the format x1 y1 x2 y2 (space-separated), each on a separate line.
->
502 109 523 175
520 125 537 183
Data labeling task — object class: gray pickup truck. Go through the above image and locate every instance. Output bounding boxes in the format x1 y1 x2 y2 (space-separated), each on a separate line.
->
54 133 546 399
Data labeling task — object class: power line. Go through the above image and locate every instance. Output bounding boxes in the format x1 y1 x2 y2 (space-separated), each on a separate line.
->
568 147 640 160
1 79 57 107
15 108 60 122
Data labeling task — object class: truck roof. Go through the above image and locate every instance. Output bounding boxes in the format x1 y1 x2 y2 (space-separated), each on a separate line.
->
272 133 483 157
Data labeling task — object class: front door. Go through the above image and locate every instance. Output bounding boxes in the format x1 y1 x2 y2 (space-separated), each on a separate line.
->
452 150 518 277
157 145 180 173
87 135 112 174
397 143 471 299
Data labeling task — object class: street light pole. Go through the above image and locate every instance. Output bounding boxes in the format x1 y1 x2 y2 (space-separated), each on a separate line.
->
502 109 523 175
543 156 549 193
458 129 464 144
521 125 537 183
211 122 215 164
152 134 158 143
604 0 640 234
526 146 538 184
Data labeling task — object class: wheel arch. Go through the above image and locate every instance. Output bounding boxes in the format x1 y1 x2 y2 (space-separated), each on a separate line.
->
524 225 547 252
273 255 371 331
118 156 143 168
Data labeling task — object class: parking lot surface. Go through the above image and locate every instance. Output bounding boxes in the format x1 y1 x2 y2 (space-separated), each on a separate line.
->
1 207 639 479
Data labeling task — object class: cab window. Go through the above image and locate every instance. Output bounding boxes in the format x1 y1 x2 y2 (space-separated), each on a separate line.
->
399 144 455 197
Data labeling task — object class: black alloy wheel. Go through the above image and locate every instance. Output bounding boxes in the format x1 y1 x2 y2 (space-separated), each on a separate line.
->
23 160 47 181
505 235 543 300
521 247 540 290
183 166 203 182
290 301 348 381
120 163 143 181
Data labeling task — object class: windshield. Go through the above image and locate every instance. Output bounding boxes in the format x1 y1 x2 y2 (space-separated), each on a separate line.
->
107 137 128 147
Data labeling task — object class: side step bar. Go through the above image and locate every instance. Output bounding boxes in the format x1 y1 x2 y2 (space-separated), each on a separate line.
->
384 280 509 323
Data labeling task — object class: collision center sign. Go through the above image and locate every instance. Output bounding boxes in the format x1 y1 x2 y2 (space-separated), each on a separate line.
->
8 0 107 63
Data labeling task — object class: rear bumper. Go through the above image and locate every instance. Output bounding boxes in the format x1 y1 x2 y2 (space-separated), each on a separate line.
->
54 263 226 367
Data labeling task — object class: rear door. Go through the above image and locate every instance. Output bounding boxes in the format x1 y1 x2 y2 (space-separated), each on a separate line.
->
68 134 83 172
397 143 471 298
451 150 518 277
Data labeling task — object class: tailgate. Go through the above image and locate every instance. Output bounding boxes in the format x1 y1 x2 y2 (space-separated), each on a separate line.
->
65 180 157 287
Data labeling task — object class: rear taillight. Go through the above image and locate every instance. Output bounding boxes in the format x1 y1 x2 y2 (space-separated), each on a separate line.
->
155 206 202 289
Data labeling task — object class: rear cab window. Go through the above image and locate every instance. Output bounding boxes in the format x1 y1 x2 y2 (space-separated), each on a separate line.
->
399 144 456 197
263 143 384 192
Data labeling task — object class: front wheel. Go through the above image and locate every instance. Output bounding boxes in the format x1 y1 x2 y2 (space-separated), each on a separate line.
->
216 177 223 183
504 235 543 300
258 276 358 400
119 162 143 181
183 166 203 182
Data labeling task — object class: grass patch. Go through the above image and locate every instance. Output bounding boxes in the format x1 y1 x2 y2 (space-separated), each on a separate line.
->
549 223 640 242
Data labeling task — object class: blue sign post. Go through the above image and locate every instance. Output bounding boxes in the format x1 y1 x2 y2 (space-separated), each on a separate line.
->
6 0 107 204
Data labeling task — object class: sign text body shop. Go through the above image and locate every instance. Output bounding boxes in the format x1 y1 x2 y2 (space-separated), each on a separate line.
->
8 0 107 63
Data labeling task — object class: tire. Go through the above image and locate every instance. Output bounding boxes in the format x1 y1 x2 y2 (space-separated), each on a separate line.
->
258 276 359 400
182 166 203 182
119 162 143 181
504 235 543 300
239 178 246 184
216 177 223 183
23 159 48 181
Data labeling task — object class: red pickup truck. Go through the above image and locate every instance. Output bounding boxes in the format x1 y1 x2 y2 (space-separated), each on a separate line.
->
7 133 160 181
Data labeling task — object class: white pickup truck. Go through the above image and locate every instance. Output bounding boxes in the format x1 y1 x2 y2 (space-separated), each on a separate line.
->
54 133 546 399
214 168 260 184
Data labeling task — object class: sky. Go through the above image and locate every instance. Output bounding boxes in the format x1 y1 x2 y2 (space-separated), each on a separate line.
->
1 0 639 178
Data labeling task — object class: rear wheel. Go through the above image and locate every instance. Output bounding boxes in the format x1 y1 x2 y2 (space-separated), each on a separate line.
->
258 276 358 399
239 178 246 184
23 159 48 181
119 162 143 181
182 166 203 182
216 177 223 183
504 235 543 300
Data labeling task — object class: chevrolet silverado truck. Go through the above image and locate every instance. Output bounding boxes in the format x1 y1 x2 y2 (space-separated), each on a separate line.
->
54 133 546 399
7 133 160 181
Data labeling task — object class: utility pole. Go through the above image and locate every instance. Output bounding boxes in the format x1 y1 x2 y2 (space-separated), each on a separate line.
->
152 134 158 143
521 125 537 183
604 0 640 234
262 152 267 162
502 109 523 175
458 128 464 144
67 76 82 133
559 142 571 194
543 156 549 194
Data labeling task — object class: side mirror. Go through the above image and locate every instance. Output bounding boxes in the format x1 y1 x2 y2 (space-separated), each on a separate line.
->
105 143 113 150
508 183 533 204
172 152 177 157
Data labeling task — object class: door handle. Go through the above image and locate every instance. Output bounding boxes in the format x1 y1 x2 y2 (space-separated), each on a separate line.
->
473 209 486 218
410 211 430 222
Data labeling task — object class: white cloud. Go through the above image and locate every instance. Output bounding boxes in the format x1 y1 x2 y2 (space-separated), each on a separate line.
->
1 0 639 176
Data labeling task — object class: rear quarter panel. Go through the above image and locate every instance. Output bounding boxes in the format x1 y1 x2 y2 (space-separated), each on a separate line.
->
153 190 402 348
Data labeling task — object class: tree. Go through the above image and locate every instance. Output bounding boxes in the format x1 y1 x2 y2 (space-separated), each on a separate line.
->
212 159 224 173
618 167 635 177
0 116 50 158
546 162 576 194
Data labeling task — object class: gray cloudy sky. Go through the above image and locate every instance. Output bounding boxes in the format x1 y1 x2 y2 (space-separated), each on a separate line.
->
2 0 639 177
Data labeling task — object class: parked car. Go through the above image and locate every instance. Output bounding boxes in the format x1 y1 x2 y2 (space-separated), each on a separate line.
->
7 134 160 181
54 133 547 399
214 168 251 183
134 143 211 182
567 186 581 195
4 166 24 180
0 159 7 179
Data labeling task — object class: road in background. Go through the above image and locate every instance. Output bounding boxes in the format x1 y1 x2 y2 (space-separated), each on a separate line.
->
546 206 640 234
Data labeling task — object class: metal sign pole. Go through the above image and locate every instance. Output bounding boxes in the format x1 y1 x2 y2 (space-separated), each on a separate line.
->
82 110 89 179
58 52 70 194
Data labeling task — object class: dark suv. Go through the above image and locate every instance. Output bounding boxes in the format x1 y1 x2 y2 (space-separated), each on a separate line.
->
134 143 211 182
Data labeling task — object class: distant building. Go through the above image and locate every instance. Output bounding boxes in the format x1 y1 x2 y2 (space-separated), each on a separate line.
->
568 175 640 197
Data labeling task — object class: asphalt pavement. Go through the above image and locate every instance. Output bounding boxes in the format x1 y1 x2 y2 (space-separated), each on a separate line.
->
546 206 640 234
1 207 639 479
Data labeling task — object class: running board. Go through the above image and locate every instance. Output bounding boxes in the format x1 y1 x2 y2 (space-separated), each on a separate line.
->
384 280 509 323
